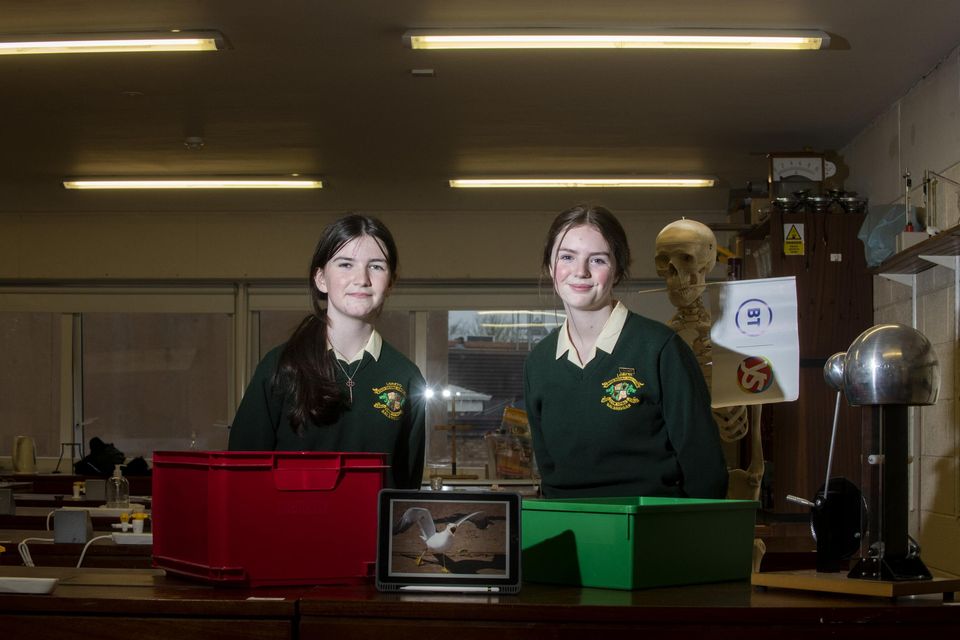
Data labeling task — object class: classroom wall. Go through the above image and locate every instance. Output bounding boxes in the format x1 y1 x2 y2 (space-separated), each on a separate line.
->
0 208 728 282
843 45 960 577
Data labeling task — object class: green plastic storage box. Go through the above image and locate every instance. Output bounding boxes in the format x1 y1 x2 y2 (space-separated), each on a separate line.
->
522 496 758 590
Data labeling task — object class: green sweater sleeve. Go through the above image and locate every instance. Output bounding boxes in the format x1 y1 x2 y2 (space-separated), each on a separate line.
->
659 334 729 499
227 350 284 451
393 373 426 489
523 358 553 480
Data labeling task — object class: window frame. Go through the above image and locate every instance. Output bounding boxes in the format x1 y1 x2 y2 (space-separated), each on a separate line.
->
0 279 667 470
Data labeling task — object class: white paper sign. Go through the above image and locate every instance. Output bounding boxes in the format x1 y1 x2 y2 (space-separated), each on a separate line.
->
708 276 799 407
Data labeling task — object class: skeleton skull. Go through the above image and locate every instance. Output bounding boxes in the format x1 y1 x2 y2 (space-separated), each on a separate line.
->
654 219 717 308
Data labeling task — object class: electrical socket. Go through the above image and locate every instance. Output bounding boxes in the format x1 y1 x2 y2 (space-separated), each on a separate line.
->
54 509 93 543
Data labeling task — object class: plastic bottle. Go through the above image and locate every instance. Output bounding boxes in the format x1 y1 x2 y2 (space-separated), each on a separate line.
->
105 466 130 508
131 512 148 534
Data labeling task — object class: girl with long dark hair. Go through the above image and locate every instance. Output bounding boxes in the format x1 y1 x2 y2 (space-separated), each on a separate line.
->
229 214 425 489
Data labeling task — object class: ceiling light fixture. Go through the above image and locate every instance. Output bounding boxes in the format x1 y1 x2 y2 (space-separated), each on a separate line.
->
63 178 322 190
476 310 566 317
404 29 829 51
480 322 560 328
0 31 224 55
449 178 716 189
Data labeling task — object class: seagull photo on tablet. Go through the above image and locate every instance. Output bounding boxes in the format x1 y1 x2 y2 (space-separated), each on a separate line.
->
375 490 521 593
393 504 497 574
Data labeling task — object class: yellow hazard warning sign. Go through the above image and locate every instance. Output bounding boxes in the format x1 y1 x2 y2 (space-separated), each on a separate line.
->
783 223 804 256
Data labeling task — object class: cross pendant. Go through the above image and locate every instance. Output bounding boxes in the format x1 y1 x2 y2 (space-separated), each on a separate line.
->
346 379 355 403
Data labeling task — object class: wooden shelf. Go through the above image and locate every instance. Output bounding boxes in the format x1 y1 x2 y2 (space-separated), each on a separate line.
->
752 569 960 600
707 222 755 233
872 224 960 275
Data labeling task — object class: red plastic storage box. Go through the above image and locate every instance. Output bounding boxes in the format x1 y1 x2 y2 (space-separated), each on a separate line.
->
151 451 387 587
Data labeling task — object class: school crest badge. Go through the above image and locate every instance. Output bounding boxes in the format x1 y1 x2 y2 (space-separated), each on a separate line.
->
373 382 406 420
600 372 643 411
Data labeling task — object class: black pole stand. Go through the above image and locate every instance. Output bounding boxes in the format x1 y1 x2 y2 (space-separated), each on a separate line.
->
848 405 932 581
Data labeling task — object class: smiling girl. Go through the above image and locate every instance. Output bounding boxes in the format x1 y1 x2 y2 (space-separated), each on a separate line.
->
229 214 425 489
523 205 727 498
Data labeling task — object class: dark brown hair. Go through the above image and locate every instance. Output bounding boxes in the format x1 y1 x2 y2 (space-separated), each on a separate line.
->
541 204 631 286
274 214 399 430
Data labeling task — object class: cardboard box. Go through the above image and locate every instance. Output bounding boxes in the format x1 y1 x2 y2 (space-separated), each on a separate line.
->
152 451 387 586
750 198 772 225
896 231 928 252
522 496 757 590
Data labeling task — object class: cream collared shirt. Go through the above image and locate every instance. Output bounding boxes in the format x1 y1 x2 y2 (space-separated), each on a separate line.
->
328 329 382 363
555 301 629 368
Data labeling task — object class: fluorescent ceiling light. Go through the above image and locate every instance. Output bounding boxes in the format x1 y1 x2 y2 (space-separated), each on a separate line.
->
476 310 566 317
481 322 559 328
63 178 322 190
0 31 223 55
449 178 716 188
404 29 829 51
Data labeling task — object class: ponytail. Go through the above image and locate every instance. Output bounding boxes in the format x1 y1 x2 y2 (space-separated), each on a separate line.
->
271 213 398 432
274 313 345 431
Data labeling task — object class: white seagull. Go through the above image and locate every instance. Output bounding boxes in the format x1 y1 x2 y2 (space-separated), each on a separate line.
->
394 507 486 572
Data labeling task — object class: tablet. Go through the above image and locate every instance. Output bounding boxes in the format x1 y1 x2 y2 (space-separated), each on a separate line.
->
375 489 521 594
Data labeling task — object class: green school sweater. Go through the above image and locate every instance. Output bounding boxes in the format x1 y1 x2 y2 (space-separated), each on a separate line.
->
523 312 728 499
228 342 426 489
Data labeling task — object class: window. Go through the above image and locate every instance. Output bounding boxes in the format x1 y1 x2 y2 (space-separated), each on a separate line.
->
258 310 306 360
82 312 232 457
425 311 562 481
0 287 232 469
1 281 673 477
0 312 62 458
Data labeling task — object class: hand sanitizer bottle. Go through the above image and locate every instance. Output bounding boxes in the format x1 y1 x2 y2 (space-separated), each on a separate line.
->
105 466 130 508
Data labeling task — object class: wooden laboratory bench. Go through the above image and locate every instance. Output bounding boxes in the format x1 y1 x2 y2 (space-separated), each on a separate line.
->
297 580 960 639
0 529 153 569
0 506 146 532
0 567 297 640
1 566 958 640
0 522 807 573
0 473 153 496
10 493 152 509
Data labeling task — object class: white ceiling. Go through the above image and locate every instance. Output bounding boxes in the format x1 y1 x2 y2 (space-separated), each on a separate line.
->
2 0 959 215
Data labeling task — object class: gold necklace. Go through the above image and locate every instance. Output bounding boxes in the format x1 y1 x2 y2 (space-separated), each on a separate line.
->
333 356 363 403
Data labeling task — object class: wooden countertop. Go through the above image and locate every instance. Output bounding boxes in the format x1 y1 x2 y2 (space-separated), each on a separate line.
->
1 565 957 640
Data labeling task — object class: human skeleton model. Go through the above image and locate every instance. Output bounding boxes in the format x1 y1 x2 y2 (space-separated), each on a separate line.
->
655 219 766 570
653 220 760 499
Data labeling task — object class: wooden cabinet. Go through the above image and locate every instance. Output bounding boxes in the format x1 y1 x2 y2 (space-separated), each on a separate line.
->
742 210 873 513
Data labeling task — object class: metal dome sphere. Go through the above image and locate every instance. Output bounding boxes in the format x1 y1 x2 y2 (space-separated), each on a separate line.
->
823 352 846 392
842 323 940 406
